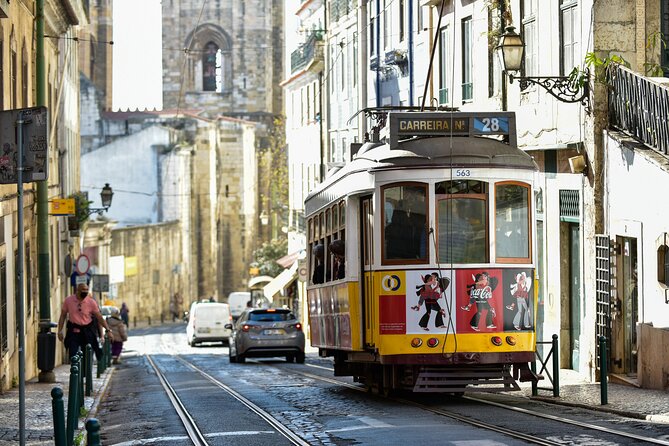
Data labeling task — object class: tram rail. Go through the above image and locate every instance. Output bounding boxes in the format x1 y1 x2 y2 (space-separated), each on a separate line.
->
145 354 310 446
266 359 669 446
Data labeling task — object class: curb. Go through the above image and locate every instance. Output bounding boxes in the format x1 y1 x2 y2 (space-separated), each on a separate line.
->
75 365 115 440
531 395 650 421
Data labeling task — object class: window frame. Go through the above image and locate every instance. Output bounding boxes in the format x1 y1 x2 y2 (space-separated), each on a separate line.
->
559 0 578 76
461 16 473 102
435 193 489 264
439 25 451 105
381 182 429 266
521 0 537 77
495 181 532 264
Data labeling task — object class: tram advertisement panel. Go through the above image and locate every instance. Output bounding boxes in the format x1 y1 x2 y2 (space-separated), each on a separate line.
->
379 268 534 335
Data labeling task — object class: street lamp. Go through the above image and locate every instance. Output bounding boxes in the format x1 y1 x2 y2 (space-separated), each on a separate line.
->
259 210 269 226
87 183 114 216
496 25 590 110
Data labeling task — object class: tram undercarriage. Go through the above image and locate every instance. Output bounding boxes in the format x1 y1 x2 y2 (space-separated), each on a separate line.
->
325 349 541 394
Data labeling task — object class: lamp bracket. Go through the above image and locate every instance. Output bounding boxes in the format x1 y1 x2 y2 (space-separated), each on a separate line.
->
509 72 590 112
86 207 109 217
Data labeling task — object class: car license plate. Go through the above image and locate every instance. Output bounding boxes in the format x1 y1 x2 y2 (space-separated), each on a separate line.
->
263 329 285 335
197 327 211 334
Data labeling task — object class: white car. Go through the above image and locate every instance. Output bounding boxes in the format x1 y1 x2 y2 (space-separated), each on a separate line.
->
227 291 251 320
186 302 232 346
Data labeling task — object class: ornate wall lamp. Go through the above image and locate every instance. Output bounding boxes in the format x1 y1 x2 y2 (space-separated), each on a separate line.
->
87 183 114 216
496 26 590 111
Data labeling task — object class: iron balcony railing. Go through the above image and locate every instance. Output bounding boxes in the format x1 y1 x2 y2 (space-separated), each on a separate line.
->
290 31 324 74
608 64 669 155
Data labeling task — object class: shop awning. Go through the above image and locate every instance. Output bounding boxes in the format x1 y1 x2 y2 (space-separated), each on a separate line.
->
263 262 298 302
275 250 304 269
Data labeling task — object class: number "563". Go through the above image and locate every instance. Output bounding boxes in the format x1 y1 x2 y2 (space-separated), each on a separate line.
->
455 169 471 177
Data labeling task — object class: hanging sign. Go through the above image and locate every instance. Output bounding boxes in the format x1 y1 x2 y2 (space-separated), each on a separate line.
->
0 106 48 184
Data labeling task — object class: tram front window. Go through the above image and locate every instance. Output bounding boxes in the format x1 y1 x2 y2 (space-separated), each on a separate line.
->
437 198 487 264
495 183 530 261
383 184 428 262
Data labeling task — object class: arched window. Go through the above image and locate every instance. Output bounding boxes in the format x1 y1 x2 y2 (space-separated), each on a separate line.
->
202 41 222 92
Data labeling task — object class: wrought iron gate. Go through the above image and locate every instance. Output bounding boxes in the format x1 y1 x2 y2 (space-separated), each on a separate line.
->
595 235 612 370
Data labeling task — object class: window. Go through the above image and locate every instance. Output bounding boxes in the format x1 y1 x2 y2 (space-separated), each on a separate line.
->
202 42 221 92
657 237 669 287
353 34 358 86
382 183 428 263
248 309 296 322
436 180 488 264
21 44 27 107
308 200 346 284
1 259 6 352
0 36 3 110
399 0 405 42
461 17 473 101
495 182 531 262
11 49 16 108
369 5 376 56
521 0 537 76
383 0 389 50
439 26 451 105
560 0 578 76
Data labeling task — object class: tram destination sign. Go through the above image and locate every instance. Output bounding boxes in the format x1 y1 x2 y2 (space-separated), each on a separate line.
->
388 111 516 149
0 106 49 184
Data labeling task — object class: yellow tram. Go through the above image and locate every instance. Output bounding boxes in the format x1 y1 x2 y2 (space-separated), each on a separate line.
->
305 110 540 393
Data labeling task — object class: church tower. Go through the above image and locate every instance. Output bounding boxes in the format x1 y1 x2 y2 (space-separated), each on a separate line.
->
161 0 284 118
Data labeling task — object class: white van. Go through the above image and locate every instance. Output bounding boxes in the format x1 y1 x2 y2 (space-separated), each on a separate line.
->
227 291 251 320
186 302 232 346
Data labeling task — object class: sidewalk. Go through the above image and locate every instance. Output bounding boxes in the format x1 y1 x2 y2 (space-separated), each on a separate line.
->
0 362 113 445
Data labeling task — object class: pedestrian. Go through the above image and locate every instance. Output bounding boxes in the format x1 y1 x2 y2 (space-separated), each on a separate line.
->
57 283 113 360
107 307 128 364
120 302 129 326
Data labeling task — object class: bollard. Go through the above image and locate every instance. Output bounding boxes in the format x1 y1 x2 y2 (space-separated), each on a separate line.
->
66 359 80 446
78 351 85 410
600 336 608 405
133 316 136 328
85 418 102 446
105 335 112 368
552 334 560 397
148 316 151 326
97 345 104 378
51 387 66 446
85 345 93 397
530 360 538 397
161 312 164 324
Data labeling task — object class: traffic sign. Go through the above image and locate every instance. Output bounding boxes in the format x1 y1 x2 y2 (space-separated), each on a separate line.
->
75 255 91 275
92 274 110 292
0 106 48 184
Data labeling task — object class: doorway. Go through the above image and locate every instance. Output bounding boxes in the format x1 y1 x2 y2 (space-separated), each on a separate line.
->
560 221 581 371
612 236 638 376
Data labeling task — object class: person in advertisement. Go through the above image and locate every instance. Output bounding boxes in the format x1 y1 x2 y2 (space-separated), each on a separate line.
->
461 272 498 331
412 272 449 331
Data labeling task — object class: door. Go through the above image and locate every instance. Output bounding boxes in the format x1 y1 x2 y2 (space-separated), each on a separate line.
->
569 224 581 371
361 196 375 347
612 236 638 375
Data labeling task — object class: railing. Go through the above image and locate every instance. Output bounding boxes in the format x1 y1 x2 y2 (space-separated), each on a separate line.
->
290 31 324 74
608 64 669 155
531 334 560 397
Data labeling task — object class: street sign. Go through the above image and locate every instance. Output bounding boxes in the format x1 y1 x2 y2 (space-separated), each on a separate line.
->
75 254 91 275
92 274 110 292
49 198 75 216
0 106 48 184
75 275 88 286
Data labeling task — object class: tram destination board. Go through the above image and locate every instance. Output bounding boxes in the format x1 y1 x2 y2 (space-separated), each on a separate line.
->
0 106 49 184
388 111 516 149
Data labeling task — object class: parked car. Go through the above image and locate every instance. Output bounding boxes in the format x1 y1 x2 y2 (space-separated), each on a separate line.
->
227 308 305 363
186 302 232 346
227 291 251 320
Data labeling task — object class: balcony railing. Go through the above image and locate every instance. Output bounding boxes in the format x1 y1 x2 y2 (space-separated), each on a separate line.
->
608 64 669 155
290 32 324 74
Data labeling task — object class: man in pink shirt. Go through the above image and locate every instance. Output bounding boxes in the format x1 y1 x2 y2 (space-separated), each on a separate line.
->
57 283 114 359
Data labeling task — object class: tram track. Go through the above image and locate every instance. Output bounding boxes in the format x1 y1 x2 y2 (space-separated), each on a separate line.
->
145 354 310 446
271 359 669 446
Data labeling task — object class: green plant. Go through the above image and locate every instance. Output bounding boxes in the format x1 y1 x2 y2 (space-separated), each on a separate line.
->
69 191 93 225
11 376 17 388
583 52 630 85
644 31 669 77
73 430 85 446
253 238 288 277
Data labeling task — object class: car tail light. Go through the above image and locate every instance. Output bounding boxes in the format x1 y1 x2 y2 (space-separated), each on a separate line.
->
242 324 250 332
427 338 439 348
506 336 517 346
293 323 302 331
491 336 503 346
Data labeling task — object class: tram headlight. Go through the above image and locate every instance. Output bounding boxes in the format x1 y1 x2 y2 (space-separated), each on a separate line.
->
491 336 503 346
411 338 423 348
505 336 517 346
427 338 439 348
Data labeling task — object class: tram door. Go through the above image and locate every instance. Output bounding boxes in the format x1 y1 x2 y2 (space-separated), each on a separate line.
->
612 236 638 375
361 196 375 347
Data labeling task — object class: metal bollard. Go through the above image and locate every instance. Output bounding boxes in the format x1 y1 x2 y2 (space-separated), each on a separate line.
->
105 335 112 368
148 316 151 326
85 345 93 397
78 351 85 410
51 387 66 446
66 359 80 446
161 312 164 324
530 360 538 397
552 334 560 397
133 316 136 328
97 345 104 378
600 336 608 405
85 418 102 446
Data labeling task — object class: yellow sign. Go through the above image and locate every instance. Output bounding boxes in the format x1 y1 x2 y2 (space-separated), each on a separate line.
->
125 256 138 276
50 198 75 216
249 267 260 276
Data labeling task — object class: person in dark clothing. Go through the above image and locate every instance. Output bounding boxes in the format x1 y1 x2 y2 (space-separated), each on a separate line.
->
329 239 345 280
312 244 325 284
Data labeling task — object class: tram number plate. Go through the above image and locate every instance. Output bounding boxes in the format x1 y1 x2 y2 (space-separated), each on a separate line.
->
455 169 471 177
263 329 285 335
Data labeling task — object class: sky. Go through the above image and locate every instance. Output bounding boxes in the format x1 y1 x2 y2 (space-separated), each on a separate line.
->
112 0 163 111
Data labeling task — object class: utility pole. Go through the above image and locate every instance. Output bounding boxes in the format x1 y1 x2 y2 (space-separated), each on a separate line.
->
36 0 55 383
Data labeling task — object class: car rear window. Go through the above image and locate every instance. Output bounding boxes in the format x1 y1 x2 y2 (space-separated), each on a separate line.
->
248 311 295 322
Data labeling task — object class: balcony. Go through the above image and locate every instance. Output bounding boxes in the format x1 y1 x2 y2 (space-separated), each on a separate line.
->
290 31 325 74
608 64 669 155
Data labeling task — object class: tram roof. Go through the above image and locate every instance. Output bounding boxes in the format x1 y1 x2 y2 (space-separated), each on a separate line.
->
305 132 537 213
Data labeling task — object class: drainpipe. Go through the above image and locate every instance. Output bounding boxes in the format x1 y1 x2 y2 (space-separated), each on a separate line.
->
408 0 414 106
36 0 55 383
358 0 368 136
375 0 381 107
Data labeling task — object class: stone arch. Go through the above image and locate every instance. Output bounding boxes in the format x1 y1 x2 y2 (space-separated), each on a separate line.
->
184 24 233 93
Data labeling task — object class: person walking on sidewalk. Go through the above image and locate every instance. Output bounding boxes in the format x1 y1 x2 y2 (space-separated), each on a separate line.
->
57 283 114 360
120 302 130 326
107 307 128 363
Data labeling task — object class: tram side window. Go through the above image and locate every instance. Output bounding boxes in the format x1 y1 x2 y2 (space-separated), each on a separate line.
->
495 182 530 262
382 183 428 263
